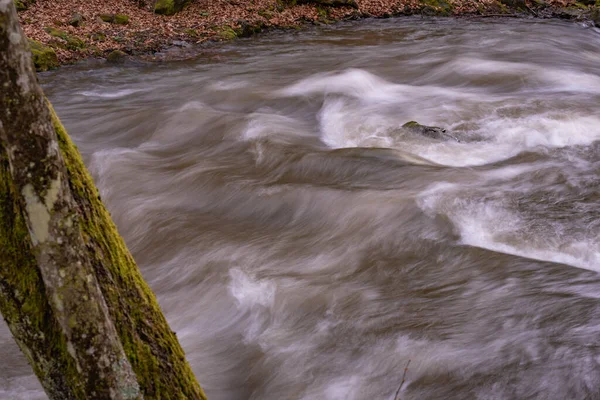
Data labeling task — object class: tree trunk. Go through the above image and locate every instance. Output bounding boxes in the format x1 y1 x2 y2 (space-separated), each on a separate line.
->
0 1 207 399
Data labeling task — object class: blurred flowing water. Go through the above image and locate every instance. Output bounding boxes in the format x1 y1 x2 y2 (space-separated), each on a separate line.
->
2 17 600 399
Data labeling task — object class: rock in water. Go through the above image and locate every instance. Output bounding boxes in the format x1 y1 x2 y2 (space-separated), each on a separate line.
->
402 121 454 140
106 50 128 64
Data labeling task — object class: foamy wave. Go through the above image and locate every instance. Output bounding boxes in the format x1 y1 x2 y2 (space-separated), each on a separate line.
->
277 69 600 166
277 68 477 104
75 89 146 98
418 183 600 272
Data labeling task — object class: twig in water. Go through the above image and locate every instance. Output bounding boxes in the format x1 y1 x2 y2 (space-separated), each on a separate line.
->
393 359 412 400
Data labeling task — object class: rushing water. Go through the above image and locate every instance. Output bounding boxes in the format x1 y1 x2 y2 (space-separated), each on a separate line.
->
2 17 600 400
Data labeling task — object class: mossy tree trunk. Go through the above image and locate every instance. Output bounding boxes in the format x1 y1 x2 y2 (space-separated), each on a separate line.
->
0 1 207 399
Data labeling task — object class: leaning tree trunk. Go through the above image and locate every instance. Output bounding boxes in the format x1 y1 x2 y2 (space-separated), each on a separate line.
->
0 1 207 399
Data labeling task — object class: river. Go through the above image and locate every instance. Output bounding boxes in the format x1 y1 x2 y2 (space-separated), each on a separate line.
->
1 17 600 400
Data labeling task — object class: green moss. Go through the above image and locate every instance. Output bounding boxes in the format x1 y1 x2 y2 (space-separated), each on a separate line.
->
44 27 86 50
106 49 127 63
154 0 175 15
154 0 190 15
89 32 107 41
402 121 420 128
183 28 199 37
44 26 66 38
99 14 115 23
49 105 207 399
419 0 453 15
114 14 130 25
218 25 238 40
494 0 511 13
316 5 328 17
27 39 59 72
258 9 274 18
14 0 27 11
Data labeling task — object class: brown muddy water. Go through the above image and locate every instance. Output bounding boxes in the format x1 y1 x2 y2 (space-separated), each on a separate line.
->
1 17 600 400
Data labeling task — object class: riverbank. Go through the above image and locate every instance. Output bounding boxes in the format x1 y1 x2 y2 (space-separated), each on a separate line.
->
18 0 600 70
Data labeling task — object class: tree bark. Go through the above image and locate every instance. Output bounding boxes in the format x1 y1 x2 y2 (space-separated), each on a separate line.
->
0 1 207 399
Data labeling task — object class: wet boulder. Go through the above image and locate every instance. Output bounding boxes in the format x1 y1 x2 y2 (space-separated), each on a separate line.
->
402 121 456 140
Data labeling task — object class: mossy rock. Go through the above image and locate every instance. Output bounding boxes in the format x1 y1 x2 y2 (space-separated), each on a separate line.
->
419 0 453 15
44 26 67 38
106 49 128 64
183 28 199 37
28 39 59 71
99 14 115 23
218 25 238 40
89 32 107 41
69 12 84 27
114 14 129 24
154 0 191 15
44 27 86 50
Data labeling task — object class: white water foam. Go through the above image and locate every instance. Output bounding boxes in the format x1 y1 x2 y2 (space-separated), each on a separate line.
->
75 88 147 98
277 68 600 167
418 182 600 272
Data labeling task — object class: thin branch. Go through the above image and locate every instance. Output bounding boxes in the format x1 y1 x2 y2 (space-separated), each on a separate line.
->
394 359 412 400
524 4 539 17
